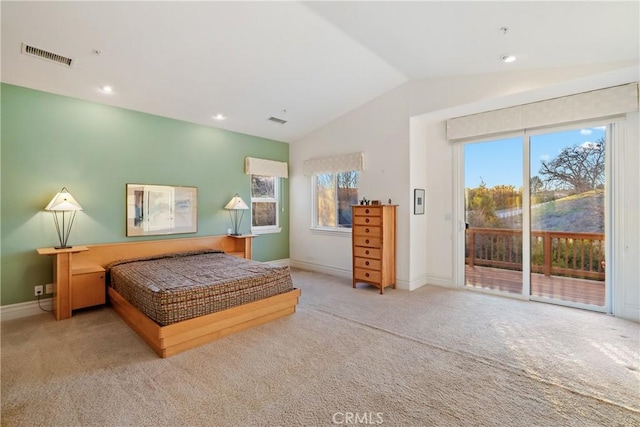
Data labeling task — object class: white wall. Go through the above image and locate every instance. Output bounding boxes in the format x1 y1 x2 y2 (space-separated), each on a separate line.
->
615 112 640 321
289 85 413 283
290 62 639 320
408 117 429 289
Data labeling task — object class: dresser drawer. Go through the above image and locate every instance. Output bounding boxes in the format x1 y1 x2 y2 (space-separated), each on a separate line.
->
353 216 381 226
353 225 381 238
353 206 381 217
354 268 381 284
353 236 381 248
355 257 381 270
353 246 381 259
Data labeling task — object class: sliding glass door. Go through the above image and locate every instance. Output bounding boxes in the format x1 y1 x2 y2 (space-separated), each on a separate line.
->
529 126 607 308
461 123 610 312
464 137 523 295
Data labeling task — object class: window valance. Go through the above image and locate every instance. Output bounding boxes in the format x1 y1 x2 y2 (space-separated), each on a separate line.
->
245 157 288 178
302 152 365 176
446 82 639 141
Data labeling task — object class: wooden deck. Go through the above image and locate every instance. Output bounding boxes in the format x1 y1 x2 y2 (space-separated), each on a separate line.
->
465 265 605 307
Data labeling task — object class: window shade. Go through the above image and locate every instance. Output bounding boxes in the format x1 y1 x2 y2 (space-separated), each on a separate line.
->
245 157 288 178
302 152 365 176
446 82 639 141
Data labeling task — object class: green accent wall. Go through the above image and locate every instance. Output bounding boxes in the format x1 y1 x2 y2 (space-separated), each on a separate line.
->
1 83 290 306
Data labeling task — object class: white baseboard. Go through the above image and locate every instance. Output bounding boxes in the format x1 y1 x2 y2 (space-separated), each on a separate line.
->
395 279 410 290
617 303 640 322
398 275 457 291
289 259 352 279
0 298 53 322
399 273 428 291
289 261 422 292
265 258 290 267
425 275 456 288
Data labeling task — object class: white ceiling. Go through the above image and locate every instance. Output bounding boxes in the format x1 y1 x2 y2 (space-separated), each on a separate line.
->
2 1 638 143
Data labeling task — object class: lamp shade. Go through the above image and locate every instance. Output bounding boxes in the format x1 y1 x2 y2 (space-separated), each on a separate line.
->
45 187 83 211
224 195 249 210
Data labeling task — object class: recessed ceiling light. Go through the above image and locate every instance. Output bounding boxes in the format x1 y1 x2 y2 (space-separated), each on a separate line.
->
100 85 113 94
501 54 517 63
499 27 516 63
213 114 226 121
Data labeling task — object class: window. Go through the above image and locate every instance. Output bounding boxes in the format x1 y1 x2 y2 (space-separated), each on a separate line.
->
245 157 287 235
251 174 279 233
313 171 359 229
304 152 364 232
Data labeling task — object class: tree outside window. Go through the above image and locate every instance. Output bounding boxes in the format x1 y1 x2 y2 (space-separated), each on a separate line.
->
251 175 278 230
314 171 359 228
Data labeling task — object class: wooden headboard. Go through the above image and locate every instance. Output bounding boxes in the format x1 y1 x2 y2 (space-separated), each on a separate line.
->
72 235 253 269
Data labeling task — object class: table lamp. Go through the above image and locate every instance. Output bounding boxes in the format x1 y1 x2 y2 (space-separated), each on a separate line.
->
224 194 249 236
44 187 83 249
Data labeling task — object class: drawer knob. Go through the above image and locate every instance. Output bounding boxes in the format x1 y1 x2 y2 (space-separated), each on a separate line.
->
365 228 370 233
365 218 370 223
365 272 370 277
365 209 370 214
365 261 370 266
365 239 370 244
365 250 370 255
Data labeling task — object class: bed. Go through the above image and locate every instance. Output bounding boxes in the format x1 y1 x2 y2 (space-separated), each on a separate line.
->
71 235 301 357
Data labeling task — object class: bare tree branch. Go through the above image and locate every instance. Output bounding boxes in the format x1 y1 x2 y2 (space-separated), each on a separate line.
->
539 137 604 193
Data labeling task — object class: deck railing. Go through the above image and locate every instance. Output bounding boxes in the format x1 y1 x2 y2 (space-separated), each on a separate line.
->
465 228 605 281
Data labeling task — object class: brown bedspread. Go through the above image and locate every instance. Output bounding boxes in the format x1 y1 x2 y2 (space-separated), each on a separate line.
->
106 250 294 326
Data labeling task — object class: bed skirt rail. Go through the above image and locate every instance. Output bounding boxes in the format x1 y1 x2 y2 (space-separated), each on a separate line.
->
108 287 301 358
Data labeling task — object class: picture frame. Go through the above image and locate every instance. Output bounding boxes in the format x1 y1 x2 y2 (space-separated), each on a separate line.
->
414 188 425 215
126 184 197 236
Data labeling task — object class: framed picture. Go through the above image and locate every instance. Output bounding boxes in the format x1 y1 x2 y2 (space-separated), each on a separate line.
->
414 188 425 215
126 184 197 236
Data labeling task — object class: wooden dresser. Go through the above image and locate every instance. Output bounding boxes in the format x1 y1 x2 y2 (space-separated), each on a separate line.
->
352 205 397 294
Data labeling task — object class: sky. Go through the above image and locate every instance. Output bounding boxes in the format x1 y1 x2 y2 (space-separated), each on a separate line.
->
464 126 607 189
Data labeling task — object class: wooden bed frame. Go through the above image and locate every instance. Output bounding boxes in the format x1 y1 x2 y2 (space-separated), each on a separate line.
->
72 235 301 358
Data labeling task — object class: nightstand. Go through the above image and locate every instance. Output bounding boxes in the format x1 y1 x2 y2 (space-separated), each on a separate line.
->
70 265 106 310
37 246 105 320
228 234 255 259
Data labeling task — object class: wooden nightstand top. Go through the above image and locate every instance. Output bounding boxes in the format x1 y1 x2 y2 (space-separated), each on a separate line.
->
37 246 89 256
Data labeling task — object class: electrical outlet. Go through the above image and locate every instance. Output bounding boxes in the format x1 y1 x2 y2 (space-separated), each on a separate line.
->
34 285 43 296
45 283 53 294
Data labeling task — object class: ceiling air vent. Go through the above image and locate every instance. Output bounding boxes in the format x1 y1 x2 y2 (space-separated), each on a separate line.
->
21 43 74 67
267 116 287 125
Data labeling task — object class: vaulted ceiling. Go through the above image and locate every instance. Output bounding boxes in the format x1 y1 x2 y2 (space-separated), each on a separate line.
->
2 1 638 142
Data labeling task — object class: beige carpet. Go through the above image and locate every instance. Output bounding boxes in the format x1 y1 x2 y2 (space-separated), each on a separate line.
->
2 269 639 426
